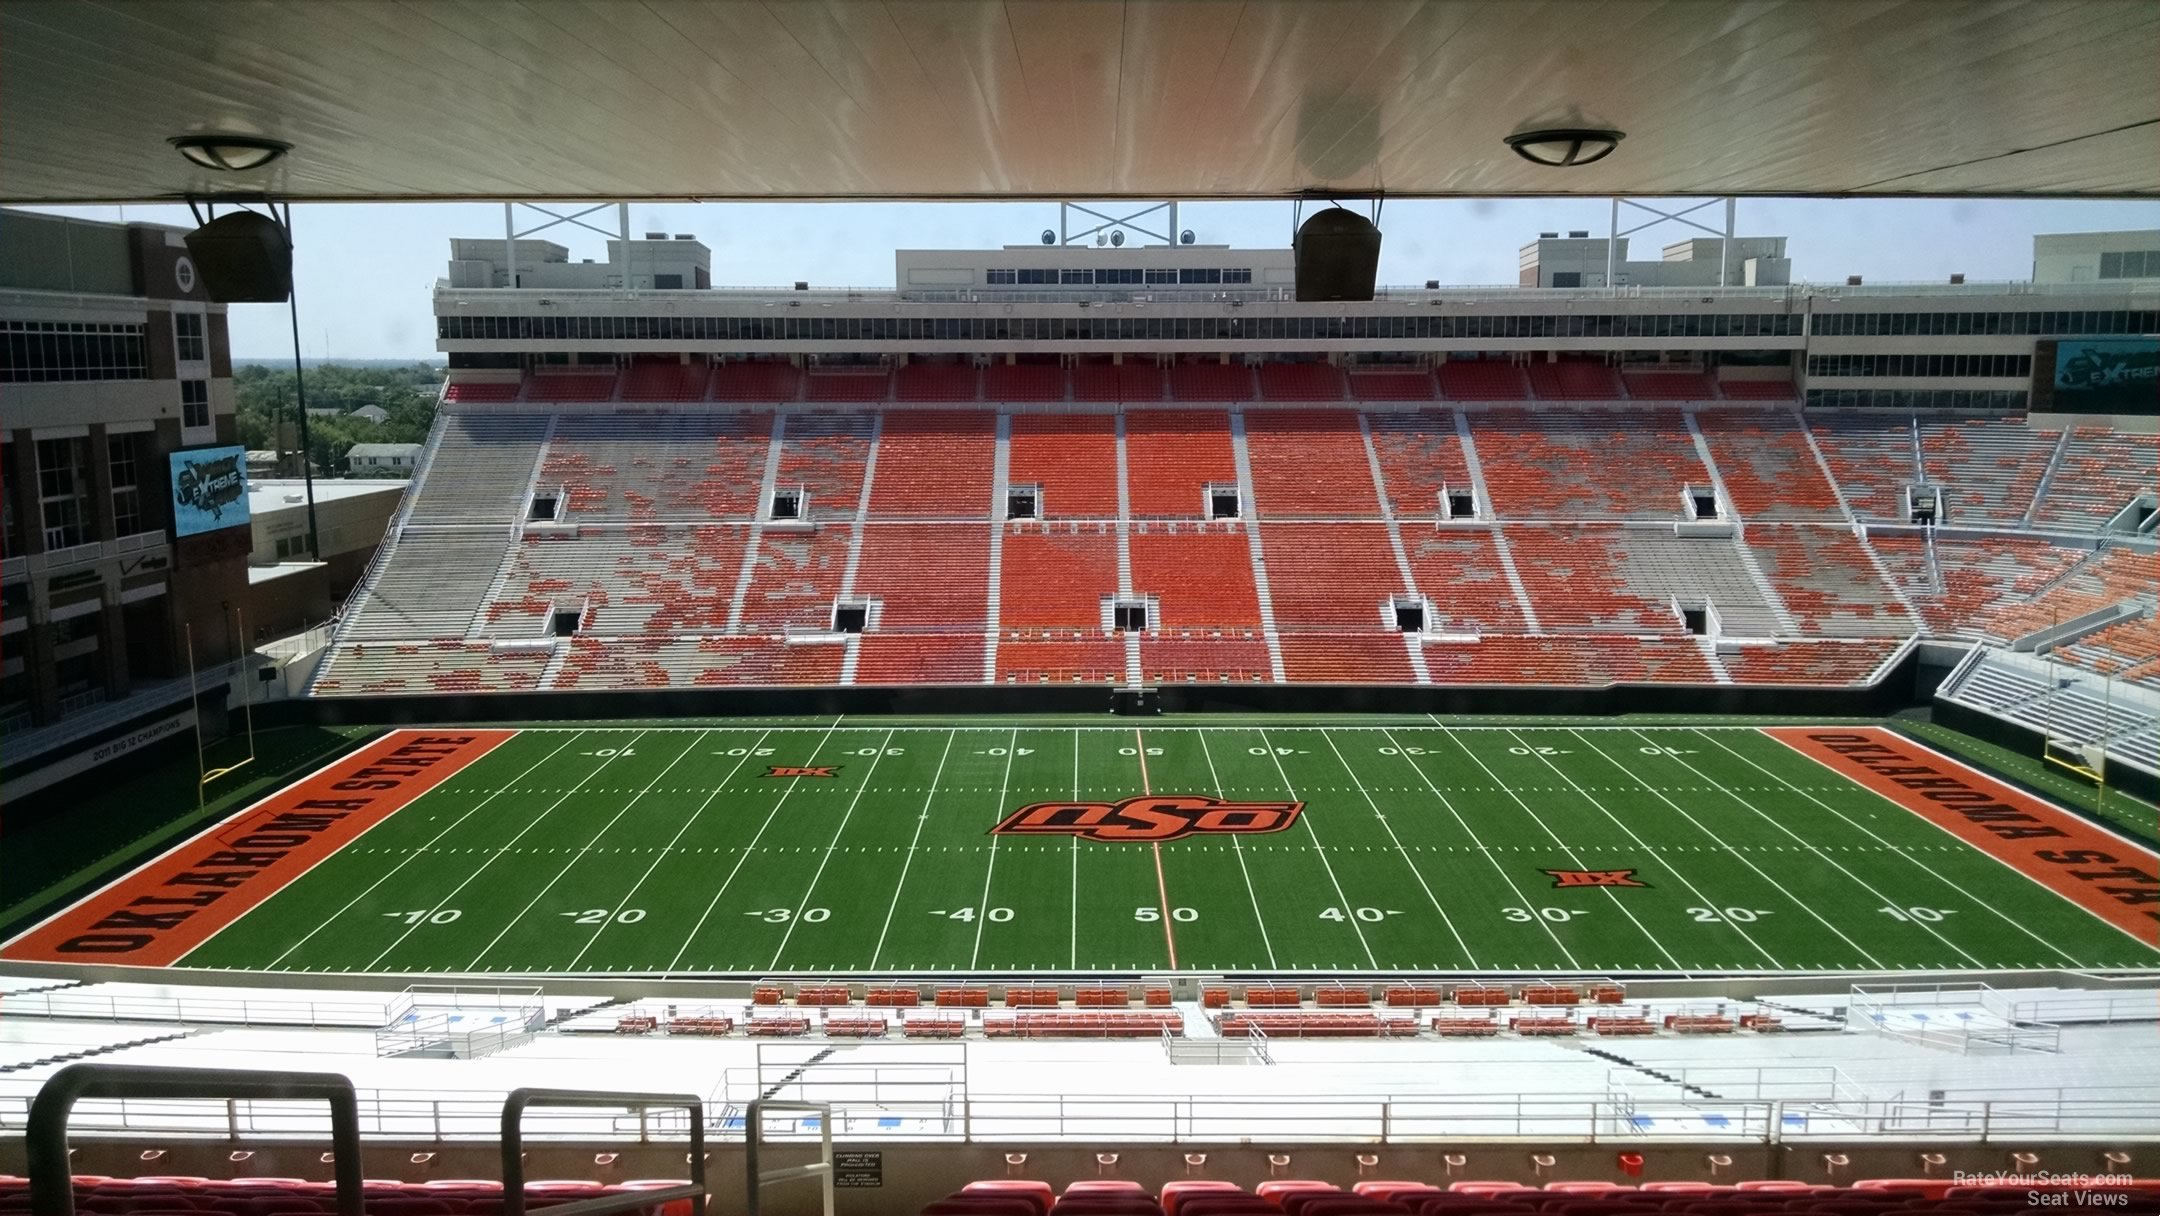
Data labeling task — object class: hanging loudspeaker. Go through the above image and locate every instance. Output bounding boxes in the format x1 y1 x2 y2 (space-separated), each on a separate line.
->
182 210 292 302
1293 208 1381 302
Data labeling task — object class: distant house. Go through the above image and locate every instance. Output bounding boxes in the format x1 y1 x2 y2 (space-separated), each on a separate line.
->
347 442 423 477
347 404 389 424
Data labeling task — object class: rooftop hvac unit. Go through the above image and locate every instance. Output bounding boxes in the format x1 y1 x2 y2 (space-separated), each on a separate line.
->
643 231 666 239
1568 230 1590 238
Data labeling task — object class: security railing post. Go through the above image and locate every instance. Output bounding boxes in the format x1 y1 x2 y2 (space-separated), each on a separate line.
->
227 1098 239 1139
1981 1100 1992 1143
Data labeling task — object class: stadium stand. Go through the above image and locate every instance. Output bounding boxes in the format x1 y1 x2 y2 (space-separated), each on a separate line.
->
1919 417 2058 525
1125 410 1235 518
1345 365 1436 401
1744 525 1915 636
1692 410 1844 520
1524 359 1622 400
709 358 800 402
1434 360 1529 400
617 359 710 403
1809 414 1918 521
1619 367 1718 400
2033 427 2160 529
1471 409 1710 518
1009 414 1119 518
985 360 1069 402
1366 411 1473 519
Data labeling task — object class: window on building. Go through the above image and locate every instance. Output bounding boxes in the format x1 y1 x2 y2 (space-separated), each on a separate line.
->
181 379 210 428
1061 269 1092 285
653 273 683 290
1 320 149 383
987 269 1017 284
1144 268 1177 284
108 434 142 537
1222 268 1253 284
1179 268 1222 284
174 312 206 362
36 436 92 550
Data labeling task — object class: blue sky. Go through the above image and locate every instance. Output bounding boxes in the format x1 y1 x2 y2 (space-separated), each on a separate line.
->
25 197 2160 360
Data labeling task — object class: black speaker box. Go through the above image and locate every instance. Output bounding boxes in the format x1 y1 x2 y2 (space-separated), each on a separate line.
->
183 210 292 302
1294 208 1382 302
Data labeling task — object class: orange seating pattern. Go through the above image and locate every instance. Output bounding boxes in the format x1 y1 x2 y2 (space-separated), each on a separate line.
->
871 410 997 516
524 370 618 402
1245 411 1378 517
1474 408 1709 518
1278 634 1416 684
1717 641 1901 685
1367 411 1472 519
1400 530 1527 633
618 361 710 402
1125 410 1234 517
443 380 521 403
711 360 801 402
1257 361 1347 401
1217 1013 1418 1038
854 634 985 685
853 524 992 630
1348 367 1437 400
1719 377 1797 400
734 527 853 631
1695 410 1843 520
1526 361 1622 400
1810 414 1918 521
996 637 1126 684
804 367 891 401
1745 526 1914 637
985 361 1067 402
1869 535 2086 639
1621 369 1717 400
1010 413 1119 517
1168 361 1254 401
1001 525 1118 627
1131 528 1262 628
1436 360 1530 400
895 361 981 402
983 1012 1183 1038
2035 427 2160 529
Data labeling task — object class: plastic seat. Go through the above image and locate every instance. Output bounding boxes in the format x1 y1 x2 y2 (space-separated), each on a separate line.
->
1177 1200 1279 1216
1453 1185 1537 1197
1063 1183 1150 1197
961 1182 1056 1216
1355 1184 1443 1202
923 1201 1039 1216
1157 1183 1246 1216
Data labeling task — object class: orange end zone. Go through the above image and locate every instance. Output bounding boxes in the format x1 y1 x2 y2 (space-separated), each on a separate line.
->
2 729 514 966
1766 726 2159 942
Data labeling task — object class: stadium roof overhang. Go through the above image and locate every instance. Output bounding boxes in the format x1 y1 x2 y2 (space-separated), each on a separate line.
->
3 0 2156 206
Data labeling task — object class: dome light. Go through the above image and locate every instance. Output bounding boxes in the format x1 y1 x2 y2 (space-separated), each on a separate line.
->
169 135 290 172
1503 127 1623 168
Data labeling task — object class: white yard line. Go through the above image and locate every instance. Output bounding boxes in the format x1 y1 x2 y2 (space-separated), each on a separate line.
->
261 731 584 970
466 730 710 969
363 730 650 970
1256 728 1378 970
1428 723 1684 971
969 728 1021 969
665 720 851 973
1378 727 1581 969
1552 728 1878 970
1316 728 1478 967
1198 729 1277 970
1070 727 1081 971
857 729 954 971
565 729 774 971
1723 729 2095 965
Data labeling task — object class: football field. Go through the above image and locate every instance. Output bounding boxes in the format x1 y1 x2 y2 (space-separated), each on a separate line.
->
10 719 2157 978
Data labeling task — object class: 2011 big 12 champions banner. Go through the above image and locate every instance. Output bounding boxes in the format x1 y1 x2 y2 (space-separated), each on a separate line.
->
169 445 250 536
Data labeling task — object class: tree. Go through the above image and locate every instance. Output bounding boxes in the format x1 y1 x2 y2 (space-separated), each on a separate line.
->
234 362 442 476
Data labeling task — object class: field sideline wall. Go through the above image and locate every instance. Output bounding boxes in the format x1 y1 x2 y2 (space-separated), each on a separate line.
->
266 645 1933 728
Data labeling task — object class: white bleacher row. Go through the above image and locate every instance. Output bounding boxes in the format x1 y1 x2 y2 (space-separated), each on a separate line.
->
313 403 2154 691
1944 652 2160 774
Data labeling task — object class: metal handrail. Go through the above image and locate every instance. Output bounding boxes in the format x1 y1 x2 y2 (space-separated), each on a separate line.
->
744 1099 833 1216
500 1089 704 1216
27 1063 363 1216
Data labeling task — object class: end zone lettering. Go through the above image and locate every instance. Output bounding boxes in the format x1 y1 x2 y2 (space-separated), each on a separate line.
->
992 796 1304 843
1766 726 2160 937
0 730 515 967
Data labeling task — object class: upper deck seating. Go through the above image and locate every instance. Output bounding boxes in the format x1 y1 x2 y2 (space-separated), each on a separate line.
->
1809 414 1919 521
443 380 521 403
1694 409 1843 520
1526 360 1622 399
711 360 801 402
1000 525 1119 628
776 413 876 520
1245 411 1377 517
1169 362 1254 401
2033 428 2160 529
1366 411 1471 519
735 526 854 632
1717 378 1796 400
1258 362 1347 401
868 411 997 517
619 361 711 402
1130 527 1263 629
1009 414 1118 518
1919 417 2058 524
1471 409 1709 519
1399 530 1527 633
402 414 549 524
853 524 992 632
986 362 1068 402
1621 369 1717 400
1347 367 1437 401
896 361 981 402
1125 411 1233 518
1435 361 1529 400
524 369 618 402
1507 526 1780 635
539 413 768 520
805 367 892 401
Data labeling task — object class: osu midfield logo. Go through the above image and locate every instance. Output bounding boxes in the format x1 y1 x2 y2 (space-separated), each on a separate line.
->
992 796 1304 843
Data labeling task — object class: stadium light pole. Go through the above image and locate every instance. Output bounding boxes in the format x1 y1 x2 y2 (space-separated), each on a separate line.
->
278 202 322 562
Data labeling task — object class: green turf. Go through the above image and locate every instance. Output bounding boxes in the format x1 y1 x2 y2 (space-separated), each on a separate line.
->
155 720 2160 978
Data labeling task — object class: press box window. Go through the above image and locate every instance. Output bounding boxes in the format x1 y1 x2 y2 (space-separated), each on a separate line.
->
180 379 210 428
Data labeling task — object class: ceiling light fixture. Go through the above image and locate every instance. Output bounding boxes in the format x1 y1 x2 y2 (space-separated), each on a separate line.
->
1503 127 1623 168
169 134 290 172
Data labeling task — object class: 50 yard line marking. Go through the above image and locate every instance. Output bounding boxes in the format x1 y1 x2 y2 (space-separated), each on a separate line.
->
1137 728 1178 971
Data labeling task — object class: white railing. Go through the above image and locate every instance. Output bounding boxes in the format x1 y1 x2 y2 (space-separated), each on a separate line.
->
3 1082 2154 1145
0 986 399 1029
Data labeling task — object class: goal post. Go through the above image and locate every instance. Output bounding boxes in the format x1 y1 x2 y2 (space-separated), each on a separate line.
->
2043 736 2106 785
